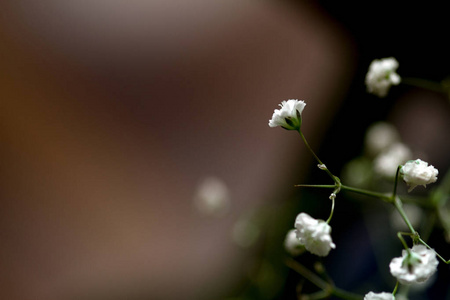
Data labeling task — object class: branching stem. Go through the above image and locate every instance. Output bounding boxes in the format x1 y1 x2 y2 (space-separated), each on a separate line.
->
285 258 363 300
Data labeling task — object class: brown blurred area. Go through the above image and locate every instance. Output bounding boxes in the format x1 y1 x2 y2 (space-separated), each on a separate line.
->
0 1 355 299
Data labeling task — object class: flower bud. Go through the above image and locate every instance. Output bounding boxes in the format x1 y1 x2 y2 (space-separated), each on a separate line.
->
401 159 438 192
268 99 306 130
294 212 335 256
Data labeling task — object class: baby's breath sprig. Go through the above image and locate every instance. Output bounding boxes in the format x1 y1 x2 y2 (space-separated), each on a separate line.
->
268 97 449 299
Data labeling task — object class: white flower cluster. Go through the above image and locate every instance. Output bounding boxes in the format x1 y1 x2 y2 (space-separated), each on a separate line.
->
294 213 335 256
389 244 438 285
401 159 438 192
364 291 395 300
268 99 306 130
365 57 401 97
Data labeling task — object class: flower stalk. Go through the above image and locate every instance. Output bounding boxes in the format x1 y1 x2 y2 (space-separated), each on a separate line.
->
269 96 449 299
285 258 363 300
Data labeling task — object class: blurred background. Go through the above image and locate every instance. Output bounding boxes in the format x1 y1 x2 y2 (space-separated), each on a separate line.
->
0 1 449 299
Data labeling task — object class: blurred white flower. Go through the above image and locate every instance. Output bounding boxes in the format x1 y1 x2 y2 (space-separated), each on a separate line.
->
365 57 401 97
294 213 335 257
374 143 412 178
401 159 438 192
284 229 303 256
268 99 306 130
389 244 438 285
364 291 395 300
193 176 230 216
364 122 400 157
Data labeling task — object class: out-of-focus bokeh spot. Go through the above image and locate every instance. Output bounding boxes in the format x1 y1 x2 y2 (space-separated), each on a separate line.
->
0 1 355 299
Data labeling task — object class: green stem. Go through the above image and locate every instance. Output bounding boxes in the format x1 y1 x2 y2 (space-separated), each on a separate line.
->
298 130 336 183
392 166 402 200
294 184 335 189
285 258 363 300
330 287 363 300
418 237 450 264
340 185 392 202
285 257 328 290
397 232 414 250
304 290 329 300
393 197 416 235
326 197 335 224
295 183 393 203
390 166 418 235
401 77 445 94
392 281 399 296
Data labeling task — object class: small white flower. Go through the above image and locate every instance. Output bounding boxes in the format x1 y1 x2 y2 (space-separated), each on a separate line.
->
389 244 438 285
374 143 412 178
284 229 303 256
365 57 401 97
364 291 395 300
268 99 306 130
294 213 335 256
193 176 230 216
401 159 438 192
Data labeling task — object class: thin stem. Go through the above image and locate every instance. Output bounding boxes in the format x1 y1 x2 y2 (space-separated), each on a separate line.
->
393 197 416 235
331 287 363 300
392 281 399 296
326 197 335 224
418 237 450 264
302 290 329 300
390 168 418 235
397 232 414 250
298 130 336 182
392 165 402 200
295 183 393 203
298 130 324 165
340 185 392 202
285 257 328 290
294 184 335 189
285 258 363 300
401 77 445 94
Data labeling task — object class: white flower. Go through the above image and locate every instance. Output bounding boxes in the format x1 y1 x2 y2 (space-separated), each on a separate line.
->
294 212 335 256
364 291 395 300
284 229 303 256
268 99 306 130
389 244 438 285
374 143 412 178
401 159 438 192
365 57 401 97
193 176 230 216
